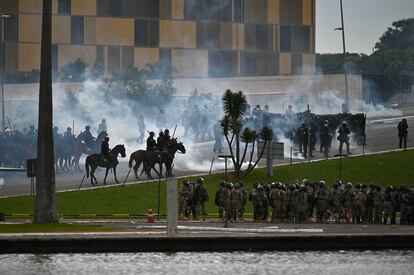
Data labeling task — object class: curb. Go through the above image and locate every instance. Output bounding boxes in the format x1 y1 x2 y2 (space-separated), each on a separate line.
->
1 234 414 253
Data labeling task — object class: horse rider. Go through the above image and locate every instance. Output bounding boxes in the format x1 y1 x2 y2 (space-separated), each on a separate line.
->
146 131 157 151
98 118 107 134
164 129 171 143
80 125 96 148
101 136 111 163
53 126 61 140
157 131 166 151
63 127 75 145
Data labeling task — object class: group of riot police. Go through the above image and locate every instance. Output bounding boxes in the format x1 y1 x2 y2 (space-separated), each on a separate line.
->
178 178 209 221
296 121 352 158
242 180 414 225
0 125 37 168
180 179 414 225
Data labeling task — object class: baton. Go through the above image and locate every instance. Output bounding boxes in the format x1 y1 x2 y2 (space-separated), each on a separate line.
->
78 175 86 191
123 169 131 185
172 124 177 138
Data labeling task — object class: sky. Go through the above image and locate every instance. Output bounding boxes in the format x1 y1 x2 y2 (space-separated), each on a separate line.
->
316 0 414 54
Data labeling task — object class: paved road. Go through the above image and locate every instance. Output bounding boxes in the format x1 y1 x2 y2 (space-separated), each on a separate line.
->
1 113 413 197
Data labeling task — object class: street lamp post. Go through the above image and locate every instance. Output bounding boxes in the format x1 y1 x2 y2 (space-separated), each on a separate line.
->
336 0 349 113
1 14 10 131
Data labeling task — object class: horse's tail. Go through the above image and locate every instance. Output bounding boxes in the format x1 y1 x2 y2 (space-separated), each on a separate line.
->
85 156 90 178
128 153 134 168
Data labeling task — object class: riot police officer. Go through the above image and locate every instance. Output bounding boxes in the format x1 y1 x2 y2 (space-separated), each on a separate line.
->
146 131 156 151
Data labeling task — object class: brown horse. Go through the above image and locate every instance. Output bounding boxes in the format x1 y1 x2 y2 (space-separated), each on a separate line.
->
129 139 186 179
73 131 108 172
85 144 126 185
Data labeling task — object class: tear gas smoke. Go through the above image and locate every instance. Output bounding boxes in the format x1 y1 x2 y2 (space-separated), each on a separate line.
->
2 70 402 172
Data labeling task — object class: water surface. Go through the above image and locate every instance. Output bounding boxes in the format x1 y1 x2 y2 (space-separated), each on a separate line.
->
1 250 413 274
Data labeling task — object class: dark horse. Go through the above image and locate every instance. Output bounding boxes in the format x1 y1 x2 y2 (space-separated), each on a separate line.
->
85 144 126 185
73 131 108 172
129 139 186 179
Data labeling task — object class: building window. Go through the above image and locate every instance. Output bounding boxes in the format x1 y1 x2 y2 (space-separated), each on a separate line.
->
121 47 134 69
108 46 121 73
95 46 105 72
244 24 256 50
234 0 244 22
98 0 160 18
135 19 159 47
197 22 220 49
58 0 71 15
256 24 269 51
208 50 238 77
280 0 302 25
97 0 122 17
71 16 84 44
292 26 310 52
280 26 292 52
185 0 232 21
3 14 18 42
159 48 171 77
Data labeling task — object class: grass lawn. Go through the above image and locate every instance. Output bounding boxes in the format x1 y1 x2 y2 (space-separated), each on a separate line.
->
0 150 413 217
0 223 116 233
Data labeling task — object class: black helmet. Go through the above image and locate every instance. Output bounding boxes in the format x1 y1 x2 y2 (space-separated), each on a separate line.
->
149 131 155 136
164 129 170 134
85 125 91 130
67 127 72 131
197 177 204 184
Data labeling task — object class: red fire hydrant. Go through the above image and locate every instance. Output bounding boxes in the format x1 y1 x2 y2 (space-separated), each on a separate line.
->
147 208 154 223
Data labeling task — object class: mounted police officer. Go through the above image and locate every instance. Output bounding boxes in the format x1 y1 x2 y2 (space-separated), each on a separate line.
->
79 125 96 148
63 127 75 146
164 129 171 143
338 122 351 155
146 131 156 151
157 131 166 151
101 136 111 163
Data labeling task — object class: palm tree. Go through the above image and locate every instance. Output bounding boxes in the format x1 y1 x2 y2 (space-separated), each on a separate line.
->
240 127 256 175
34 0 58 224
221 89 247 176
244 126 274 176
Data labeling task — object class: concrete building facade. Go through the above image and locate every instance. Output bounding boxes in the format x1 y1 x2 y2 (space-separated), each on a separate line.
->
0 0 315 78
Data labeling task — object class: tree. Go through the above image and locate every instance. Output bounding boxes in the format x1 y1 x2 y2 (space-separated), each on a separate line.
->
244 126 273 176
221 90 248 177
34 0 58 224
220 90 274 178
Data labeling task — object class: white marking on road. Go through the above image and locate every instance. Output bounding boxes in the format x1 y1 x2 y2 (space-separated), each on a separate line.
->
369 115 414 125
